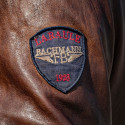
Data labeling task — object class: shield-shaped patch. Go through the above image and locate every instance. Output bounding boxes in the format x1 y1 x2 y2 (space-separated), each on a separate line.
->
30 26 86 93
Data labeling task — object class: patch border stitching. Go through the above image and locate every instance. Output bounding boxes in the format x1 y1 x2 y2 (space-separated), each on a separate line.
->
29 26 86 93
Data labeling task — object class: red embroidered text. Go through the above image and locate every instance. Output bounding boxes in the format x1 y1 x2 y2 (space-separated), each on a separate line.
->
56 74 70 82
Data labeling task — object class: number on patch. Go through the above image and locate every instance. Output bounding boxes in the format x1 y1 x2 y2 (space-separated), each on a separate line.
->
56 74 70 82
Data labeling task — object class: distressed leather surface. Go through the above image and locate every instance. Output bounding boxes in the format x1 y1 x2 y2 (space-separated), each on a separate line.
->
0 0 124 125
110 0 125 125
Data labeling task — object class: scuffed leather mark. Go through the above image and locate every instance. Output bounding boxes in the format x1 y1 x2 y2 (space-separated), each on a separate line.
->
20 0 49 27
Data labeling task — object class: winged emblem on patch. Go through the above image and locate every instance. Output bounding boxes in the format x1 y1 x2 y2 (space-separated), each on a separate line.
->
35 45 83 64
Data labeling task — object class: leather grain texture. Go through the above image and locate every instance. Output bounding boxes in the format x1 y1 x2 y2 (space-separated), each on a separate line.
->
0 0 124 125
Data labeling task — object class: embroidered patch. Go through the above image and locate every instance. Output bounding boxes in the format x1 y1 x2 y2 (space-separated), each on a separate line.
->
30 26 86 93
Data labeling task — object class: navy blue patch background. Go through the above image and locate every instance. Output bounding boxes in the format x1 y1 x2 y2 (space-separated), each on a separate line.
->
30 26 86 93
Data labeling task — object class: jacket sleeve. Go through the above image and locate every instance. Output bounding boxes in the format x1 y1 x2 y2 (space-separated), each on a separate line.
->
1 0 121 125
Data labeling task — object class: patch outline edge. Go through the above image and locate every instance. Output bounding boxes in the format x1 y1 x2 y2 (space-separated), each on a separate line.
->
29 26 86 93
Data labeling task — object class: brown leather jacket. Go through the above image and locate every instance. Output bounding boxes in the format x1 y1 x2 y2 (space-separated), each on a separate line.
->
0 0 124 125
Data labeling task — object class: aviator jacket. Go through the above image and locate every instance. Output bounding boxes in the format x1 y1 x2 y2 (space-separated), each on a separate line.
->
0 0 125 125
